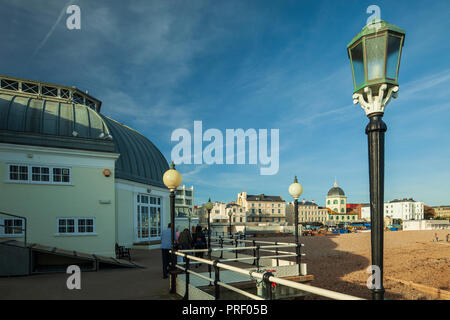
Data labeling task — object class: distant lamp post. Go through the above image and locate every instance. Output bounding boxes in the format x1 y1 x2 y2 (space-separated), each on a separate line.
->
163 161 182 293
228 210 233 237
204 198 214 249
186 211 193 232
347 19 405 301
289 176 303 259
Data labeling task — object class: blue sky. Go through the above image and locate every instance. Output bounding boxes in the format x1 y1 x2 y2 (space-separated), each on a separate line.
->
1 0 449 206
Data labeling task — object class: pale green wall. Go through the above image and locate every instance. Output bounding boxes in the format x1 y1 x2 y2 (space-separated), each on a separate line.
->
115 179 170 250
0 162 116 257
115 186 134 247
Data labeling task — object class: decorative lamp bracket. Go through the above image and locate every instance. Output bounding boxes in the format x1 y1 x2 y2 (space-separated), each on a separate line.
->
353 84 399 117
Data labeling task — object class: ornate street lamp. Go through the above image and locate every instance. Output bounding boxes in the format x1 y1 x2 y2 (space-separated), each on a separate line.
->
289 176 303 269
347 19 405 300
289 176 303 243
163 161 182 293
204 198 214 249
228 210 233 237
186 210 192 232
204 198 214 285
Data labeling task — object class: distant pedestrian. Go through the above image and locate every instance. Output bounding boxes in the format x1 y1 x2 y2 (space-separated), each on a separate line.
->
160 223 178 279
193 225 207 267
434 232 439 242
446 234 449 242
178 228 193 250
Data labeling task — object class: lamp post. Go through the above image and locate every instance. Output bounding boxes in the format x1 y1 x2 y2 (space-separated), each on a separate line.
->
204 198 214 284
289 176 303 270
228 210 233 238
204 198 214 249
347 19 405 300
289 176 303 245
163 161 182 294
186 211 192 232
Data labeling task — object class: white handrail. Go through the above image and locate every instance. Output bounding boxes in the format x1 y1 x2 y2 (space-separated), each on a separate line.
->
173 251 365 300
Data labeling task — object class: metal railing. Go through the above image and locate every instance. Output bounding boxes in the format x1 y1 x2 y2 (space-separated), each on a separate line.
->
0 211 27 246
172 238 364 301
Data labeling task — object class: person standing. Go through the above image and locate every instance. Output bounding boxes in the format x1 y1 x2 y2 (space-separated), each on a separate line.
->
161 223 177 279
193 225 206 267
178 228 193 250
434 232 439 242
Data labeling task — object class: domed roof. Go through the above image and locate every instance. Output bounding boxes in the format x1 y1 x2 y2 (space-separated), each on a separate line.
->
327 187 345 196
101 116 169 188
327 179 345 197
0 93 114 152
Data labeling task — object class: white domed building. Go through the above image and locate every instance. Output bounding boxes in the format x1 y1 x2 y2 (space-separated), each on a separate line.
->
325 179 347 214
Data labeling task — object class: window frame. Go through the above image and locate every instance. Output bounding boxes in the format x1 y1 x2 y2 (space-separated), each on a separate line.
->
7 164 72 185
56 217 96 236
0 218 25 237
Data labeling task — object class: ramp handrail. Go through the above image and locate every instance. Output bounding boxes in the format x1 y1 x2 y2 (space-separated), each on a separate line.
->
174 250 364 300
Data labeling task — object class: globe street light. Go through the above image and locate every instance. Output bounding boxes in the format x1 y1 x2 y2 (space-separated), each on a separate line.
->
204 198 214 249
163 161 182 293
289 176 303 245
347 19 405 300
228 210 233 238
204 198 214 284
289 176 303 270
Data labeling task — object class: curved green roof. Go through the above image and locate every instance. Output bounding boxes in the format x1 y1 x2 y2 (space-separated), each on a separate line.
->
101 116 169 188
0 93 113 152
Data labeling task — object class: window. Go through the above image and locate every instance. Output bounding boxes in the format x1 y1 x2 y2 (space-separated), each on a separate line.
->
8 164 71 184
53 168 71 183
272 209 274 213
278 209 281 213
333 200 338 204
77 218 94 233
57 218 95 235
327 200 330 205
341 200 344 204
137 194 162 240
31 166 50 182
1 218 24 237
9 165 28 181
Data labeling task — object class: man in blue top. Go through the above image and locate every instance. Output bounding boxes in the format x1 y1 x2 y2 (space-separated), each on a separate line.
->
161 223 177 279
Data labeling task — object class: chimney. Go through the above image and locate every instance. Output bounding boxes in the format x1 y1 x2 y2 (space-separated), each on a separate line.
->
312 200 315 204
302 199 306 204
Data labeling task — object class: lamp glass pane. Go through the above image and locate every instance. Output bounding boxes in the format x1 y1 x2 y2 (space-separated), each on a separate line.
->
386 34 402 79
366 35 386 80
350 42 365 87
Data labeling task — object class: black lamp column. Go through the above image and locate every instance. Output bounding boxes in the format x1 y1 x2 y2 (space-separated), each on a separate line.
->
366 114 387 300
294 199 299 245
207 209 212 249
170 189 176 294
294 198 300 268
